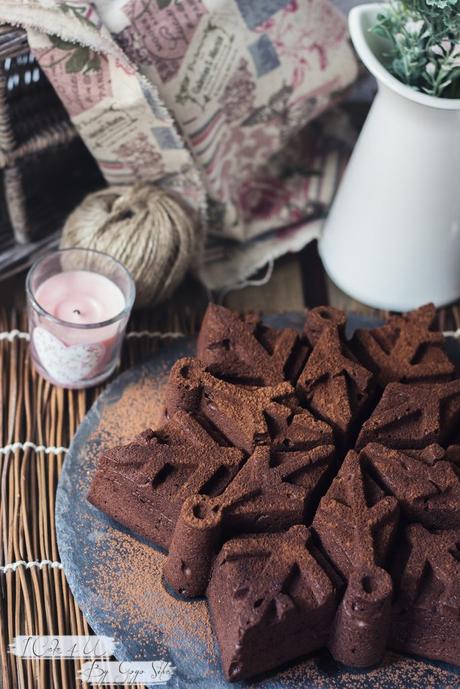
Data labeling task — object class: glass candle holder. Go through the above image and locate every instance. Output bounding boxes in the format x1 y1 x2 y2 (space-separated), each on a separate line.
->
26 248 135 389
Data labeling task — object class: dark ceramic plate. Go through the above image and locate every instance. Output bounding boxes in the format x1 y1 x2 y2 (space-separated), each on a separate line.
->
56 313 460 689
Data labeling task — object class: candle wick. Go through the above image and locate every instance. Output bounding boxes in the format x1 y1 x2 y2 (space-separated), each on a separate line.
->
73 309 81 315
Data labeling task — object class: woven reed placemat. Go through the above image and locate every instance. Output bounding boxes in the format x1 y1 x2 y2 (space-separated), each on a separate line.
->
0 303 203 689
1 302 459 689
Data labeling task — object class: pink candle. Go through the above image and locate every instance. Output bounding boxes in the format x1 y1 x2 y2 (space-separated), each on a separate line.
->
27 250 135 389
35 271 125 345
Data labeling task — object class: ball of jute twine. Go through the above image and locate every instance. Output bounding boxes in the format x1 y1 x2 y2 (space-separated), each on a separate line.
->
60 183 199 307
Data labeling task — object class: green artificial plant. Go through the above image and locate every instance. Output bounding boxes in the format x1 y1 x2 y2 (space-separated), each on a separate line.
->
372 0 460 97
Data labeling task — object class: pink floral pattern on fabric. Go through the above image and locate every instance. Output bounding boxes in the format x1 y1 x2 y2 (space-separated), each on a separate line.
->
237 178 291 222
115 133 165 179
227 116 331 236
262 1 348 90
218 59 256 123
208 125 280 202
174 0 354 215
117 0 207 82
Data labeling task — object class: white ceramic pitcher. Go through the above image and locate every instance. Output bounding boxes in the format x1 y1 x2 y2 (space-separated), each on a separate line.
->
320 3 460 311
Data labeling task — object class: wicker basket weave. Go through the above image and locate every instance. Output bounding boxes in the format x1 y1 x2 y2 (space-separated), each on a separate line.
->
0 25 104 278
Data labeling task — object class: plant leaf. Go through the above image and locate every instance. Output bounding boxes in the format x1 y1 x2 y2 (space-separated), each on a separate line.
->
85 54 101 72
65 47 90 73
49 34 76 51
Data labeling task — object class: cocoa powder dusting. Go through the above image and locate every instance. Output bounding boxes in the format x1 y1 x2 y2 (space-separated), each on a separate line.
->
98 369 166 446
75 362 218 677
91 529 215 664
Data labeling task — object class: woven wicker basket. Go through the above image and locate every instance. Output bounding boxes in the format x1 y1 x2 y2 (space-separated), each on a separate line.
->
0 25 104 279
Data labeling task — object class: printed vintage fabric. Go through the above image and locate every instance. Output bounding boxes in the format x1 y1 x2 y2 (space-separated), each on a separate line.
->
0 0 358 286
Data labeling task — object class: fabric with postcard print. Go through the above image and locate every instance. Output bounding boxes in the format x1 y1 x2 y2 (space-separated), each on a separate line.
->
0 0 357 284
104 0 358 241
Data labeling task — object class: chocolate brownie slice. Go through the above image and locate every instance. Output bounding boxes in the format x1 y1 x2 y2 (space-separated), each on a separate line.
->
313 450 399 580
390 524 460 666
351 304 454 387
206 525 342 681
304 305 347 346
165 357 333 453
359 443 460 528
329 563 393 668
88 410 244 549
197 303 309 385
313 450 399 666
163 444 336 596
356 380 460 450
296 324 375 445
